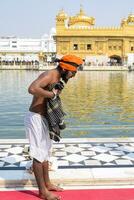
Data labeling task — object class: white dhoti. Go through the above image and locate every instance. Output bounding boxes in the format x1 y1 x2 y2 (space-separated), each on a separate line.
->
24 111 52 162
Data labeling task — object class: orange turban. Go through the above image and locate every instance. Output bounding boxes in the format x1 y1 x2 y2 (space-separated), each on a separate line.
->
59 55 83 72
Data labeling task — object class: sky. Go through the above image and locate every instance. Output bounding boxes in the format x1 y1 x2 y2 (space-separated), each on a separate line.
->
0 0 134 38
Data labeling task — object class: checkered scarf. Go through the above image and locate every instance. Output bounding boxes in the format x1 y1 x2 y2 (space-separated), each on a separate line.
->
46 95 66 142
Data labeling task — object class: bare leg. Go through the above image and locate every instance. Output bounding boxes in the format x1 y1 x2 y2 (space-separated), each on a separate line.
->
33 158 46 194
42 161 63 192
33 158 60 200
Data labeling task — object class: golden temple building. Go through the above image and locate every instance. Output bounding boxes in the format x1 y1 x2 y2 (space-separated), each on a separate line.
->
55 6 134 65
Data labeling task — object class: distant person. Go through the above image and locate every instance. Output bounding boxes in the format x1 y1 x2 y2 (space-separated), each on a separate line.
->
24 55 83 200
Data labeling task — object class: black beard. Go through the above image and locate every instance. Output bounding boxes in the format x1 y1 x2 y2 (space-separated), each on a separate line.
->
61 71 69 83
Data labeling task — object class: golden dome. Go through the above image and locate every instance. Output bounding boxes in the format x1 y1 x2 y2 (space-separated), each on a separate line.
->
68 7 95 27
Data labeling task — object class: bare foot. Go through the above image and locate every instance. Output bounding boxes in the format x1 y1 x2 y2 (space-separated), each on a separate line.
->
39 190 61 200
46 183 64 192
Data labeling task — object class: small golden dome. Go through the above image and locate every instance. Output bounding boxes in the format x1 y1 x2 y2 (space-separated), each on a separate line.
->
56 9 68 18
127 14 134 23
121 14 134 27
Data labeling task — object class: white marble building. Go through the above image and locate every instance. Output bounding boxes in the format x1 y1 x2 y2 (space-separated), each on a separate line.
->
0 28 56 64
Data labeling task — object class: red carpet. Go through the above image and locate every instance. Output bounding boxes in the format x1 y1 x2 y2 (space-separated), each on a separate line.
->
0 188 134 200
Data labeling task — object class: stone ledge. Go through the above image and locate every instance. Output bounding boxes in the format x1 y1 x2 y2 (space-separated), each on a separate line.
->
0 168 134 188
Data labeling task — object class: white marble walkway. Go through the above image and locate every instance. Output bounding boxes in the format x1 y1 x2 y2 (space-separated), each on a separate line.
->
0 138 134 187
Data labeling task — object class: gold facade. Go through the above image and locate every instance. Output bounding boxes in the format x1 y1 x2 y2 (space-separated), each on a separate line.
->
55 7 134 63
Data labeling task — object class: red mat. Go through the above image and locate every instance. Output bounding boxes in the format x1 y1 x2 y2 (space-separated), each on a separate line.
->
0 188 134 200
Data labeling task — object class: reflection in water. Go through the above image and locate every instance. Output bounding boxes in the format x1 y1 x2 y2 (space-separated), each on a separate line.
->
0 70 134 139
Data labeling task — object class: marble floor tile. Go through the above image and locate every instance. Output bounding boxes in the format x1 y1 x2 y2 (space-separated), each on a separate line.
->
0 140 134 170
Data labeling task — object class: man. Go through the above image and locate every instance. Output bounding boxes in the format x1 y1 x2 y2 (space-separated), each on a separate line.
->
24 55 83 200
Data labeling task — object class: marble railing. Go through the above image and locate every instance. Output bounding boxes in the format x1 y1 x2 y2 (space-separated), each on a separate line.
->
0 65 129 71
